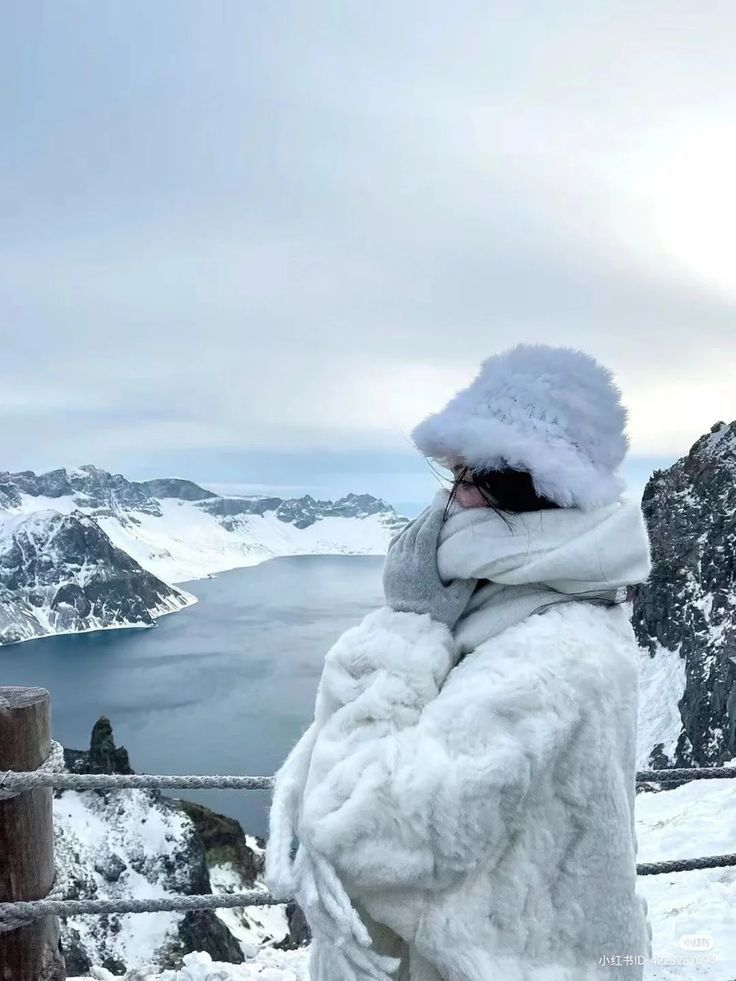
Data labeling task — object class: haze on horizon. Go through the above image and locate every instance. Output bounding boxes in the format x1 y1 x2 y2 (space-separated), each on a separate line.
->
2 2 735 509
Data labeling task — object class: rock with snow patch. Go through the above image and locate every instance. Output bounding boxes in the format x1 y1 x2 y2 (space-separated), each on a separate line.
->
631 419 736 768
0 510 193 645
57 720 293 974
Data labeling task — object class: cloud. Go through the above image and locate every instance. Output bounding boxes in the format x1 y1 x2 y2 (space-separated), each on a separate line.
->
1 1 735 483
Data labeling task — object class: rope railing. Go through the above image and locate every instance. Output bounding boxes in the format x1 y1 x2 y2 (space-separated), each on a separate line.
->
0 890 284 932
2 848 736 930
1 770 274 796
2 737 736 936
2 742 734 798
636 766 736 782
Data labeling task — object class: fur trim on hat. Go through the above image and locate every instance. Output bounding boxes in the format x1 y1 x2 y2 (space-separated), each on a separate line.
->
411 343 630 510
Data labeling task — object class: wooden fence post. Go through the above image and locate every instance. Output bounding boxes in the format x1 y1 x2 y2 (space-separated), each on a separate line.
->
0 687 66 980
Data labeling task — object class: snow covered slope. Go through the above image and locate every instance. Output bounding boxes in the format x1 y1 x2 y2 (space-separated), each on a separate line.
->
58 719 300 976
0 465 406 584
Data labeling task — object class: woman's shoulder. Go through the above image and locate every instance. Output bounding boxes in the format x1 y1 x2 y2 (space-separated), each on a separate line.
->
441 600 640 704
490 598 637 654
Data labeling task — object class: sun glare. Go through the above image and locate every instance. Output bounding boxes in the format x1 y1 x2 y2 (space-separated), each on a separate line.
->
652 125 736 300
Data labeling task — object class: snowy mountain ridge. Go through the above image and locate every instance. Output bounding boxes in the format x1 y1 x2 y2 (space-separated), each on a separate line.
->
0 465 407 645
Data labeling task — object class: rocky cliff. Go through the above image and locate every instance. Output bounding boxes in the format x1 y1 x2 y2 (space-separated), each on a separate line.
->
632 419 736 769
56 719 308 975
0 510 192 645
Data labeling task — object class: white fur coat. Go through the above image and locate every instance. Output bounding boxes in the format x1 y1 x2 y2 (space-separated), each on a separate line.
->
265 499 653 981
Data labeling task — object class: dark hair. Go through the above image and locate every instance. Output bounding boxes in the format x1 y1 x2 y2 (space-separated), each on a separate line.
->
444 465 561 527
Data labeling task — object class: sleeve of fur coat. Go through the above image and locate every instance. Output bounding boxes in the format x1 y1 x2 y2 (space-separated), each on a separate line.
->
289 605 582 897
265 607 456 899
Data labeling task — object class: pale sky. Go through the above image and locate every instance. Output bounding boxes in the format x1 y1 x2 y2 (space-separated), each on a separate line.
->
2 2 735 511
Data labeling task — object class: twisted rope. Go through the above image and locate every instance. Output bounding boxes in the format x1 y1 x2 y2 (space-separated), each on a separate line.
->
637 852 736 875
2 849 736 930
0 742 733 796
0 890 284 932
0 869 68 933
0 768 274 794
0 739 66 801
1 766 733 795
636 766 736 783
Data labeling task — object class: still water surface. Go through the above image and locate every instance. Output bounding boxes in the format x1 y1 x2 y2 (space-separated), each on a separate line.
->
0 555 384 838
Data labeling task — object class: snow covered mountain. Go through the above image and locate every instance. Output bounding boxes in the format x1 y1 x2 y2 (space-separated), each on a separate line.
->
0 510 193 646
0 465 407 645
632 419 736 770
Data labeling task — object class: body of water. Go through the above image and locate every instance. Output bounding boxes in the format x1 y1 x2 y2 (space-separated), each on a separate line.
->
0 555 385 838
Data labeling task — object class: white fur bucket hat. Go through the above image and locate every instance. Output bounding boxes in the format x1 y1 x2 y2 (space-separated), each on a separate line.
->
411 343 630 510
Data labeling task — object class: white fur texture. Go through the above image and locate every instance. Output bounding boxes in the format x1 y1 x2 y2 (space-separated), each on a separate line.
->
266 601 651 980
411 344 630 510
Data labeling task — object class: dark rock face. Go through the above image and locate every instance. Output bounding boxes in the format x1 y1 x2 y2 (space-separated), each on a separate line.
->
0 511 190 645
1 465 216 516
61 931 92 976
164 910 244 967
94 851 127 882
64 716 134 775
274 901 311 949
178 800 260 884
139 478 217 502
4 467 74 498
0 478 22 509
197 491 406 532
631 420 736 768
274 492 404 530
68 464 162 516
198 496 283 518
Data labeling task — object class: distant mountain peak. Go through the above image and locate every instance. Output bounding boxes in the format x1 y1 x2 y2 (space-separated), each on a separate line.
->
688 417 736 464
698 418 736 464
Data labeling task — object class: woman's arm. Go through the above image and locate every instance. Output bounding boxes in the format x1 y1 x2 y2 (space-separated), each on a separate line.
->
264 603 455 900
297 605 581 895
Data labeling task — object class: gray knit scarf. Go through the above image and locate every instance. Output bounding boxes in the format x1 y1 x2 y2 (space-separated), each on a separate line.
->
433 488 652 658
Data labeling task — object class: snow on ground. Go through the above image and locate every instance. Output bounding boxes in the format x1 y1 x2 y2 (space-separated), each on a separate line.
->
209 864 290 952
95 501 395 583
636 779 736 980
207 833 293 953
70 778 736 980
55 789 195 968
75 948 309 979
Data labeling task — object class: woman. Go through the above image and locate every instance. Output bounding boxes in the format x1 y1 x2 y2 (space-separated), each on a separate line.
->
265 343 653 981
